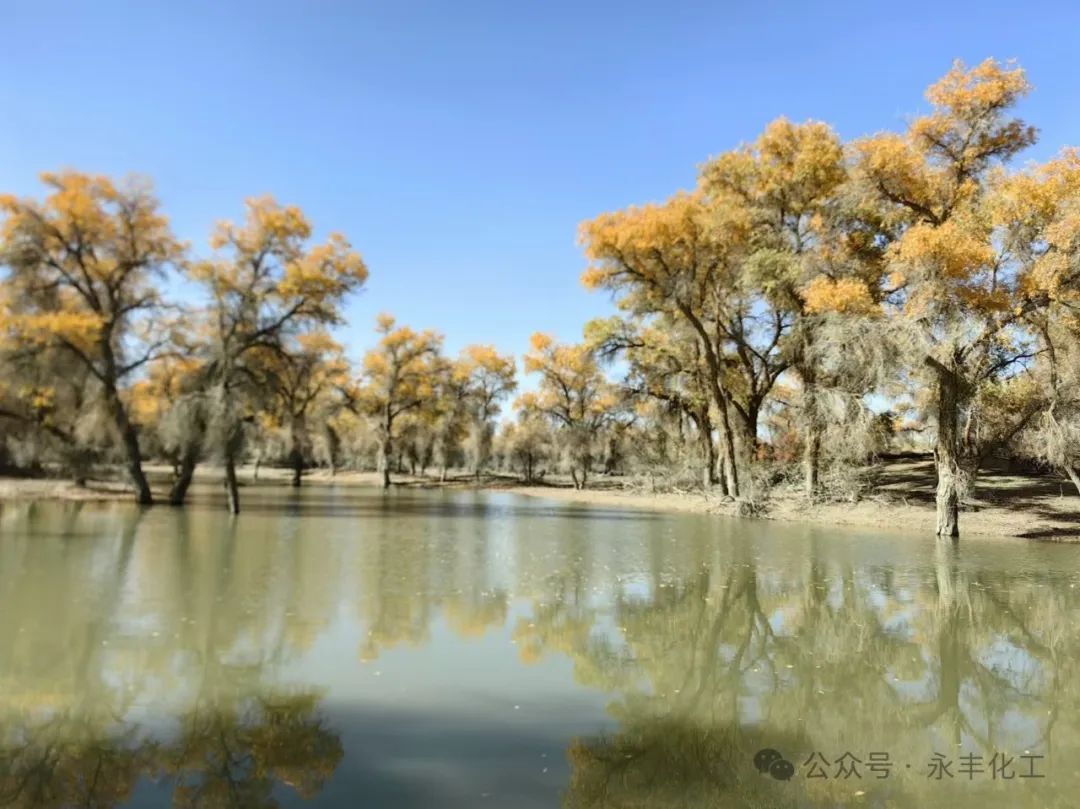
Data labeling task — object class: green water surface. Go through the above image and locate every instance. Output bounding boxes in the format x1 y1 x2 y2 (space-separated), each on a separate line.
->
1 484 1078 808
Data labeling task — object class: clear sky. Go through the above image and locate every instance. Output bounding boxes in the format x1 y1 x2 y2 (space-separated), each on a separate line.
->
3 0 1079 366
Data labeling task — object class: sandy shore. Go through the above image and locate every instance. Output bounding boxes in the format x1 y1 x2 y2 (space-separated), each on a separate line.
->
3 459 1079 541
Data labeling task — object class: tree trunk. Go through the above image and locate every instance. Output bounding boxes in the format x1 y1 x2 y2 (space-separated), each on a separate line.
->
104 387 153 505
289 418 304 488
689 409 718 489
379 411 393 489
794 333 823 501
715 456 729 497
378 440 392 489
224 454 240 515
935 452 961 537
803 423 821 501
168 445 199 506
934 367 962 538
716 405 740 497
730 413 757 503
326 425 340 477
798 359 822 500
676 302 741 499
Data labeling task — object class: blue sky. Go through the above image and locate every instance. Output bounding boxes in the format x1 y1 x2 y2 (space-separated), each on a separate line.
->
3 0 1079 368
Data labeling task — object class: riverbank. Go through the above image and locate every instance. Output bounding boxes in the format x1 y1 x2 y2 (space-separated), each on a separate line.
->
317 462 1080 541
2 458 1079 540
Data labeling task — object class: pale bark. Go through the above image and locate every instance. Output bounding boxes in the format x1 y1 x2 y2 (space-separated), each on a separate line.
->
933 366 967 538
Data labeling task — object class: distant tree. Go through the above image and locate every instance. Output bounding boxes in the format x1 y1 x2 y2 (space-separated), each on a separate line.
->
459 344 516 478
587 315 719 490
520 333 618 489
351 314 442 488
255 331 350 487
496 410 552 484
430 356 473 481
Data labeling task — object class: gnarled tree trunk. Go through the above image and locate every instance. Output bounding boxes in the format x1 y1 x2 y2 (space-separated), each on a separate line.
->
932 363 968 538
104 385 153 505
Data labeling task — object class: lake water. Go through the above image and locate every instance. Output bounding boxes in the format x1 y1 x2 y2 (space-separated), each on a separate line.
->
1 484 1080 808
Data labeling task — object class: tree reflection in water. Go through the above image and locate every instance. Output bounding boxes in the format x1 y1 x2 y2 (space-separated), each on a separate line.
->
2 497 1080 807
0 503 343 807
0 695 341 808
515 528 1080 808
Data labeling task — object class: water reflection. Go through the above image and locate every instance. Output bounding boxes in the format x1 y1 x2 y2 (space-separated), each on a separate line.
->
1 490 1080 807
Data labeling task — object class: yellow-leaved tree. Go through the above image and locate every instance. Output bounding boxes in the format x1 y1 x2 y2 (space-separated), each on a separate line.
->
458 344 516 478
351 314 442 488
252 331 350 487
0 172 184 504
186 195 367 512
585 314 717 488
579 193 755 497
699 118 890 499
520 332 617 490
850 59 1059 536
1000 150 1080 493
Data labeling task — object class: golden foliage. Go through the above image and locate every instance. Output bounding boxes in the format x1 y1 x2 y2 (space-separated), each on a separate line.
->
701 117 845 217
194 196 367 343
0 171 182 368
923 58 1030 120
890 218 994 281
800 276 878 315
356 316 442 422
521 333 615 426
578 192 737 311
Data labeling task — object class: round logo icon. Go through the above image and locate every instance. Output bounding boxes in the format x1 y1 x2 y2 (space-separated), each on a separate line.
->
754 748 794 781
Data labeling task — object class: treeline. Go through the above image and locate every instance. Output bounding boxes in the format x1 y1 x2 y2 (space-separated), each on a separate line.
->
2 59 1080 537
576 58 1080 538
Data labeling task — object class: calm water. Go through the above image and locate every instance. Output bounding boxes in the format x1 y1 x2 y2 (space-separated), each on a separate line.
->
2 485 1080 808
